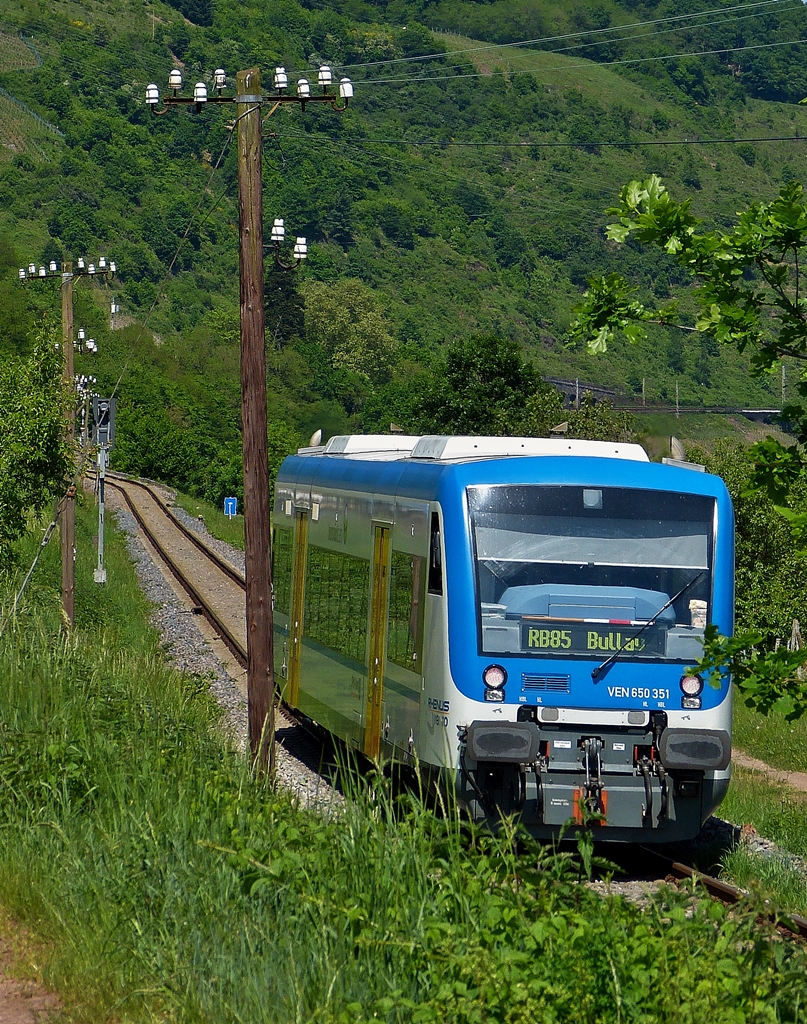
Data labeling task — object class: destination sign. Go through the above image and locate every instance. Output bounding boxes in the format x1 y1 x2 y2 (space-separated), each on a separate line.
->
520 621 665 657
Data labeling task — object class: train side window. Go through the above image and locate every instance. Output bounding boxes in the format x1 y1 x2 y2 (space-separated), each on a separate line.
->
388 551 426 671
428 512 443 595
272 527 293 614
303 545 369 665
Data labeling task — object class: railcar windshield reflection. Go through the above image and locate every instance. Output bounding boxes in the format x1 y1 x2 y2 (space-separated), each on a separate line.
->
468 485 715 662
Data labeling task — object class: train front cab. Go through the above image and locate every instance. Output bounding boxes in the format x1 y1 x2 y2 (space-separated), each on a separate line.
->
426 458 734 843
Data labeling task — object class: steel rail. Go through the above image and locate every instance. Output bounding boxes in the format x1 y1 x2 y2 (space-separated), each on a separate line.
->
639 846 807 941
105 477 248 669
103 475 303 732
106 472 246 588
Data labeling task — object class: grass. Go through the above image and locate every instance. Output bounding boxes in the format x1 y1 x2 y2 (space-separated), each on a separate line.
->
722 844 807 918
2 499 807 1020
0 30 38 72
434 31 667 109
719 767 807 916
171 489 245 550
722 769 807 860
733 696 807 774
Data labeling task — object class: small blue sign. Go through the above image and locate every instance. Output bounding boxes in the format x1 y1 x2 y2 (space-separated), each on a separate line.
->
224 496 238 518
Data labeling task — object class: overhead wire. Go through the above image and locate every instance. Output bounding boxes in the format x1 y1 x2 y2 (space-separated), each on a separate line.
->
328 131 807 149
311 0 794 72
325 0 798 81
109 113 239 401
18 0 802 95
272 124 630 221
361 32 807 86
6 3 799 626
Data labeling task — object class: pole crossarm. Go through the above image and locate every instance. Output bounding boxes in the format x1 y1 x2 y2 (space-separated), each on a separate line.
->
146 64 353 119
156 92 348 115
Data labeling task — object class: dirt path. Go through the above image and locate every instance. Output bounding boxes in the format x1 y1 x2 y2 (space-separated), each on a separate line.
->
732 750 807 793
0 933 58 1024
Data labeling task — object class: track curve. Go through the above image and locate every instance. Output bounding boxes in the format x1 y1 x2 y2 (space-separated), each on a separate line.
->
105 474 248 668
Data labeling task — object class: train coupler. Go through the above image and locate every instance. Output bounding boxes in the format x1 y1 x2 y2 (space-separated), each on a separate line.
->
573 736 607 824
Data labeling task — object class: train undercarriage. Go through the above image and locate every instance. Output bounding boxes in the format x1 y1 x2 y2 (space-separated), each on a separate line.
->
456 714 731 842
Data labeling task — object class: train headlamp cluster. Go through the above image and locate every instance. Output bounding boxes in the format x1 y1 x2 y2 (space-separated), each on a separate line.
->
482 664 507 690
680 673 703 709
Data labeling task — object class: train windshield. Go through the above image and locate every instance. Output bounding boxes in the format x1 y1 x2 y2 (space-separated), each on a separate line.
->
468 485 715 662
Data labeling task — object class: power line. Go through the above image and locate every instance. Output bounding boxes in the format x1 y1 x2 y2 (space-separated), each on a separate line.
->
272 127 637 224
342 132 807 149
109 126 236 401
363 33 807 86
14 0 801 97
327 0 793 73
441 5 803 67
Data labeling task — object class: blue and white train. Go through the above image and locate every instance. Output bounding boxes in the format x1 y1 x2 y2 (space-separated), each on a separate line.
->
272 435 734 842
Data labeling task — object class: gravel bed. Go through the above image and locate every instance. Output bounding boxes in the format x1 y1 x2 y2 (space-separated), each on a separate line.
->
110 499 339 812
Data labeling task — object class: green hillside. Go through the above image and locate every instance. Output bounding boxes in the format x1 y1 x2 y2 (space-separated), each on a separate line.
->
0 0 804 491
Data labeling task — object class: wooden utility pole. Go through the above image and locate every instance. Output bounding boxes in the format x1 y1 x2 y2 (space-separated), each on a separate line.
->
60 262 76 630
236 68 275 771
149 64 352 774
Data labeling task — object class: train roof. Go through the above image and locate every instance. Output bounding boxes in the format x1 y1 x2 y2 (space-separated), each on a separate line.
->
298 435 650 463
278 434 728 508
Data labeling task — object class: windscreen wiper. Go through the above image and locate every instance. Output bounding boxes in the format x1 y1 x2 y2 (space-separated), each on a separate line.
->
591 570 706 682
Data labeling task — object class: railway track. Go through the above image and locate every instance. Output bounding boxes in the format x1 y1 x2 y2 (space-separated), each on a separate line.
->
105 471 333 741
105 473 248 669
640 848 807 942
104 473 807 933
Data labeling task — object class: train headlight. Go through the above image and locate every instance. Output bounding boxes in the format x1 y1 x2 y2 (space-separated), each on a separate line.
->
482 664 507 690
680 674 703 697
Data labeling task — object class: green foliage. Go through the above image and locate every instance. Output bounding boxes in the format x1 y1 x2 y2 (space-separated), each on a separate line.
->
416 334 543 435
694 624 807 720
415 334 634 440
2 565 807 1020
1 0 799 511
165 0 215 28
568 270 671 354
303 278 396 384
574 178 807 716
2 503 807 1020
575 176 807 392
0 328 70 571
566 392 634 442
692 440 807 642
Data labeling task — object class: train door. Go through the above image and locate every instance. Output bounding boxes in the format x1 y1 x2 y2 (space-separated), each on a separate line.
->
364 524 391 759
287 508 309 707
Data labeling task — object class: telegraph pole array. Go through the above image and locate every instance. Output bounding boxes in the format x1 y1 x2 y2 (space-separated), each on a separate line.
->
145 63 353 770
18 257 116 628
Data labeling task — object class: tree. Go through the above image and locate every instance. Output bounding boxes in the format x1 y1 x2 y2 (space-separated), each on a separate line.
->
571 175 807 714
415 335 633 441
416 334 540 435
303 279 396 384
0 329 71 572
566 393 633 442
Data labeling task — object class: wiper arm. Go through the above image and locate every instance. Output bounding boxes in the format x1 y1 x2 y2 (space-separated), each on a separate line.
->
591 570 706 682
